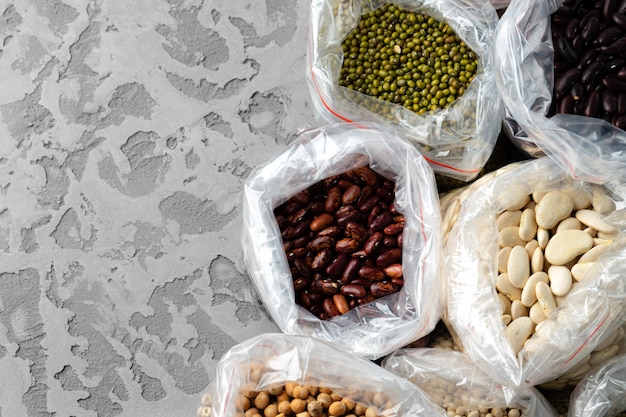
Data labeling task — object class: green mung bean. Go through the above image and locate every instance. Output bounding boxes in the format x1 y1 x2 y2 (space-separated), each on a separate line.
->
338 3 478 115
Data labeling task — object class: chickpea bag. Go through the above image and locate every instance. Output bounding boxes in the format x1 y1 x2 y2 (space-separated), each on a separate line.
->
306 0 503 181
241 123 443 360
568 353 626 417
198 333 448 417
493 0 626 182
444 157 626 387
382 348 559 416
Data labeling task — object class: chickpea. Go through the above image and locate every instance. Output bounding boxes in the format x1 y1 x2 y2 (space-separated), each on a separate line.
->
364 407 378 417
237 395 251 411
293 386 310 400
317 393 332 409
291 398 307 414
268 386 284 396
278 400 293 415
255 392 271 410
308 400 324 417
328 401 347 416
265 404 279 417
245 408 260 417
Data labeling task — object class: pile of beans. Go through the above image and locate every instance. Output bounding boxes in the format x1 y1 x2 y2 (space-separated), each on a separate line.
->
494 185 620 355
196 362 390 417
549 0 626 129
274 166 404 320
338 3 478 114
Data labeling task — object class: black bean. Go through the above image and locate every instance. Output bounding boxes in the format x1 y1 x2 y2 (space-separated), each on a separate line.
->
555 35 580 64
618 92 626 113
603 76 626 90
604 0 619 19
601 88 618 112
581 16 601 40
615 113 626 128
566 18 580 39
600 36 626 53
556 68 581 94
581 61 604 83
584 90 601 116
595 25 623 45
559 95 576 113
612 12 626 29
571 81 586 100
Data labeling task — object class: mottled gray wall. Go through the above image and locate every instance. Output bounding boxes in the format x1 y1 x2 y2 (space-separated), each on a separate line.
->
0 0 316 415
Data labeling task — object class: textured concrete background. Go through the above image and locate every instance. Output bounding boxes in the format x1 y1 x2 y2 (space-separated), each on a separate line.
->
0 0 317 415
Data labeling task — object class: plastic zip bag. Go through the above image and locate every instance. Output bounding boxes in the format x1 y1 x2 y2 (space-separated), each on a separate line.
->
382 348 560 416
306 0 503 181
569 353 626 417
493 0 626 183
201 333 449 417
241 123 443 360
444 157 626 387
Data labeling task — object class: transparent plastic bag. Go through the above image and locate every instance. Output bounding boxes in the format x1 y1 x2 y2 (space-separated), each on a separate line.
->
201 333 448 417
241 123 443 360
382 348 559 416
569 353 626 417
493 0 626 183
306 0 503 181
444 157 626 387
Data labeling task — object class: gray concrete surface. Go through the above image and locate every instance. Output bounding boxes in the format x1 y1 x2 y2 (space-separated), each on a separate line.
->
0 0 317 415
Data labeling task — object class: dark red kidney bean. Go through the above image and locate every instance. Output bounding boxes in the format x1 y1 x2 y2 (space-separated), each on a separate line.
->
322 298 340 318
595 25 623 45
283 240 294 253
311 248 332 270
335 208 361 227
581 61 604 84
357 195 380 212
337 179 355 190
612 12 626 29
367 205 383 227
566 18 580 39
311 201 326 215
570 82 586 99
345 221 368 242
555 60 572 73
376 248 402 268
288 206 311 225
294 258 313 279
349 299 358 309
335 238 361 254
320 279 341 295
391 277 404 286
309 291 325 305
608 58 625 72
556 35 579 64
574 98 586 114
310 213 334 232
581 15 601 40
556 68 581 94
341 184 361 205
281 226 295 240
577 48 598 70
354 166 378 186
293 218 312 238
585 90 601 116
371 282 400 298
580 10 600 28
333 294 350 314
384 264 403 280
341 258 361 283
288 247 307 259
383 222 404 236
560 95 576 114
325 187 342 213
293 236 309 249
364 232 383 255
603 76 626 90
600 36 626 53
602 89 618 112
397 233 403 248
358 266 386 281
318 225 342 238
617 92 626 113
383 235 397 247
340 284 366 298
293 277 309 292
356 185 374 207
307 236 334 252
369 211 394 231
291 190 310 205
350 278 372 287
572 34 586 53
604 0 619 19
615 113 626 128
325 254 349 277
299 290 313 307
